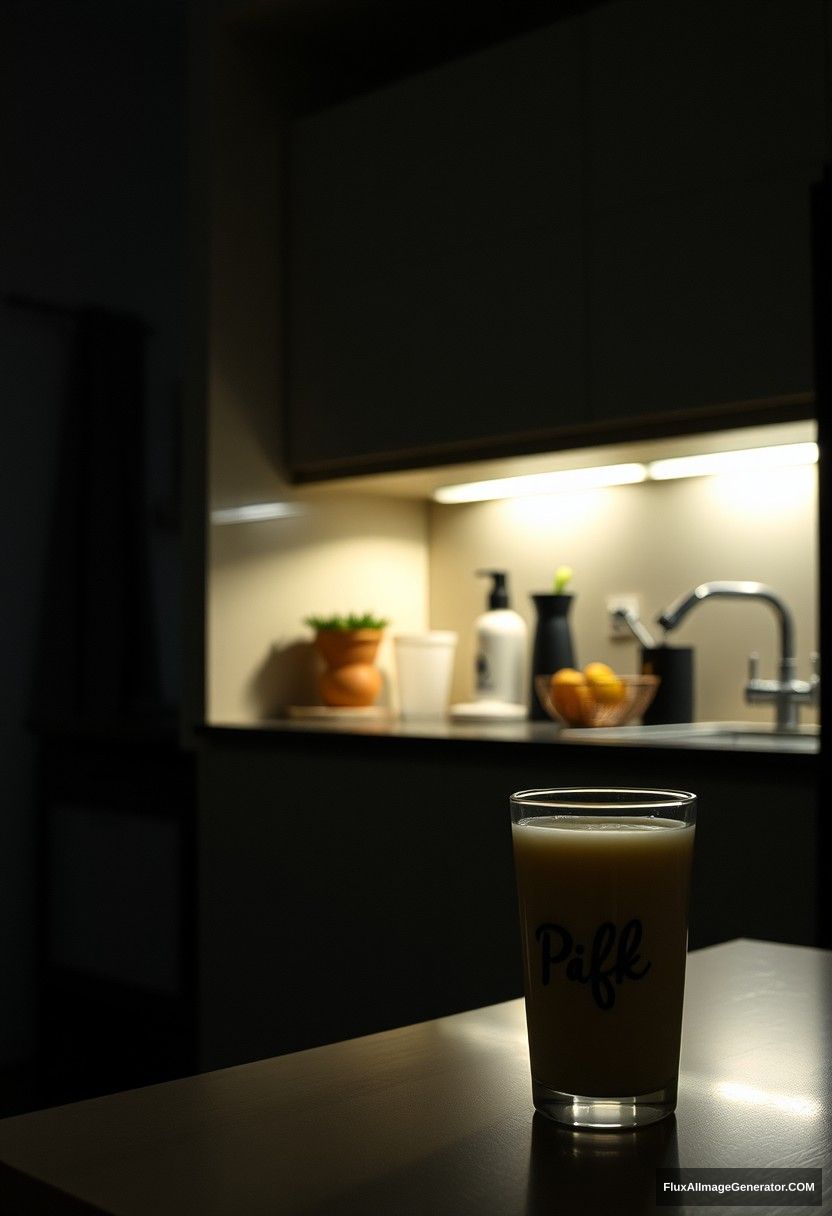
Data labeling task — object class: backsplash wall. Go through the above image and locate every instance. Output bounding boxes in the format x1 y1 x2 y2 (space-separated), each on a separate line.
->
207 460 817 727
428 464 818 723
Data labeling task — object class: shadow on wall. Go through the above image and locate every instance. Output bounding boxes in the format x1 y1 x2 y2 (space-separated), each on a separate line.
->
246 642 397 717
247 642 318 717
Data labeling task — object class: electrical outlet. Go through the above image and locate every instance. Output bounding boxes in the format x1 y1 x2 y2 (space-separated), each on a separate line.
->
606 594 641 640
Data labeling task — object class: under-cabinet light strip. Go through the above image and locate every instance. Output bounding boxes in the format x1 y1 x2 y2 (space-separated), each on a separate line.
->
432 462 647 504
210 445 819 519
646 442 818 481
432 442 818 504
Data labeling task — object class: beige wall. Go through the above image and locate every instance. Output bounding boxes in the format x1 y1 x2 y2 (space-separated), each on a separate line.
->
429 464 818 723
208 495 429 721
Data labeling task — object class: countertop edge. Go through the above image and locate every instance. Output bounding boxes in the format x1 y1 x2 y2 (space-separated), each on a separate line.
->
197 719 820 760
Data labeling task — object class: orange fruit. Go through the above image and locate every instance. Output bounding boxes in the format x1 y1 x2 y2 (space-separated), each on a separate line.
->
549 668 592 725
584 661 626 707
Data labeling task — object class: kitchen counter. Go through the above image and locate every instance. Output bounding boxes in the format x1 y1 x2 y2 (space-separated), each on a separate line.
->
206 715 820 757
0 940 828 1215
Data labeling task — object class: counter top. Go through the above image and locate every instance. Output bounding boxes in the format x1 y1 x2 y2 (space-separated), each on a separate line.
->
0 940 828 1215
205 715 819 757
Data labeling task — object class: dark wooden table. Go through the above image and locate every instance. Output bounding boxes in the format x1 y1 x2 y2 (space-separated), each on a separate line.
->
0 940 828 1215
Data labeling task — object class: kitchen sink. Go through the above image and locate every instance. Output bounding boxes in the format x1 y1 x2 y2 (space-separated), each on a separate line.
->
559 721 819 753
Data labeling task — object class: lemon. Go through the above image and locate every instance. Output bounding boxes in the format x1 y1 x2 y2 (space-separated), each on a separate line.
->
551 667 585 688
583 661 626 707
583 661 615 682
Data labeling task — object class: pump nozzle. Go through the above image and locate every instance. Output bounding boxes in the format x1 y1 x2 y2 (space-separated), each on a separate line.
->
476 569 510 610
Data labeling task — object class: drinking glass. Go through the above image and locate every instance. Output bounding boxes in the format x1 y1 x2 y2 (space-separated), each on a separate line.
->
510 787 696 1129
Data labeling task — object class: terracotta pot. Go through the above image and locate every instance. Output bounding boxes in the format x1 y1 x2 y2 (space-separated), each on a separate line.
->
320 663 383 708
313 629 384 707
313 628 383 669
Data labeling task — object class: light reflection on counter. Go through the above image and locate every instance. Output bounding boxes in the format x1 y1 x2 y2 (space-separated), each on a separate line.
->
716 1080 821 1119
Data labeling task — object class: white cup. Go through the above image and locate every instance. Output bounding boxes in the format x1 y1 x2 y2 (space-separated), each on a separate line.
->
394 632 458 718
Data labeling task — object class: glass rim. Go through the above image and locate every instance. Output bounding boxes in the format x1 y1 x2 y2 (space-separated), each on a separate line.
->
510 787 696 811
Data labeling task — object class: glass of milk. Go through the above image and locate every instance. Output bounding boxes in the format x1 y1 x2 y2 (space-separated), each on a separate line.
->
510 787 697 1129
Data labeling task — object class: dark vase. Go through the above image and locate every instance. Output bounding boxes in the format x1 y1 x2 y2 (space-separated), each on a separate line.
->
530 594 577 720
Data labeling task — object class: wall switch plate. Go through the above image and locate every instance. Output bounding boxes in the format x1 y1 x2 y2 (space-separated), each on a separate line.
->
606 594 641 640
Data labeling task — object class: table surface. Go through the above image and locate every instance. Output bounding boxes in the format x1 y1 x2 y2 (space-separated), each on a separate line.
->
0 940 828 1216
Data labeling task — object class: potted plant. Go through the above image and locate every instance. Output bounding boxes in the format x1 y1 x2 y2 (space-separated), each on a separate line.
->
304 612 390 707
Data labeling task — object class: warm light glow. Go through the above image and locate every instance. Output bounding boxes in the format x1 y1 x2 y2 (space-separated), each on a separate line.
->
647 442 818 481
709 465 816 515
716 1081 821 1119
211 502 306 525
432 463 647 504
505 490 609 529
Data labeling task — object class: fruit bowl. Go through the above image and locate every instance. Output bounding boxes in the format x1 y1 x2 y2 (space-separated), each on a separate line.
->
535 674 660 728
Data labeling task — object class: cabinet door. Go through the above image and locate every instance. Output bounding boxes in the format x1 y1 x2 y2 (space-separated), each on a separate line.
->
288 22 585 475
586 0 826 424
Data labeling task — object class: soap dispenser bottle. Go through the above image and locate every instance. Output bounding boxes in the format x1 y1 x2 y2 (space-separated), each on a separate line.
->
474 570 527 705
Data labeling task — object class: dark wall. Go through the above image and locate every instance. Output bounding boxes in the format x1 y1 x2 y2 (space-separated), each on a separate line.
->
0 0 185 1067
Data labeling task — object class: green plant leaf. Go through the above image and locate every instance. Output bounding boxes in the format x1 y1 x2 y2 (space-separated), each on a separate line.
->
552 566 573 594
304 612 389 631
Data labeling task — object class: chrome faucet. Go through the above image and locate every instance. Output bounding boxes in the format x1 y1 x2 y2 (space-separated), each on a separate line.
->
656 581 819 731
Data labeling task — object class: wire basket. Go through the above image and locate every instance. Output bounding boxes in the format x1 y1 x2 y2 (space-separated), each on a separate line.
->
535 674 660 728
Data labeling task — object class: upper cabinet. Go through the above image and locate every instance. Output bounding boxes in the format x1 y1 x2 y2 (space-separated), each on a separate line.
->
284 0 827 479
287 22 586 475
585 0 827 424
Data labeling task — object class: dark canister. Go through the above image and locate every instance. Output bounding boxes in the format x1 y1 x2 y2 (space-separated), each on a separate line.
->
530 594 576 720
640 645 694 725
